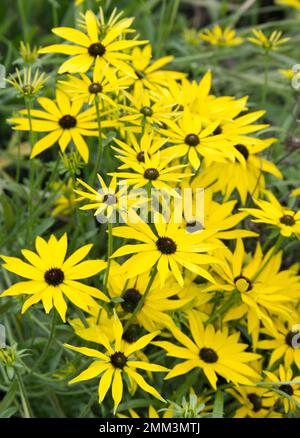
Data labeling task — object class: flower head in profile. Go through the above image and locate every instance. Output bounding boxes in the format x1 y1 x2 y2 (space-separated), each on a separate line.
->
8 89 114 162
155 310 260 389
248 29 290 52
200 25 243 47
242 191 300 238
66 314 167 413
7 67 47 98
0 234 108 321
39 10 147 74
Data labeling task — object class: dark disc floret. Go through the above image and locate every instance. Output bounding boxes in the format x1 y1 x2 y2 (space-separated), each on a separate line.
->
285 330 300 348
247 393 262 412
279 384 294 396
59 115 77 129
280 214 295 226
103 193 117 205
88 42 106 57
156 237 177 255
235 144 249 160
234 275 253 292
199 347 218 363
144 168 159 180
185 133 200 147
140 106 153 117
89 82 103 94
121 288 142 313
44 268 65 286
137 151 146 162
110 351 127 369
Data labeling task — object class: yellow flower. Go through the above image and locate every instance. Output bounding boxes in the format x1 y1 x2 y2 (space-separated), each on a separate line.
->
111 214 220 286
200 25 243 47
120 44 185 93
108 263 189 331
242 190 300 238
66 314 167 413
276 0 300 10
7 67 47 97
59 63 128 105
39 10 147 74
208 239 300 339
263 365 300 413
160 109 238 169
227 386 279 418
111 151 191 192
248 29 290 51
74 173 140 221
8 89 114 162
112 132 166 167
278 68 295 80
197 138 282 205
257 319 300 369
155 310 260 389
0 234 108 321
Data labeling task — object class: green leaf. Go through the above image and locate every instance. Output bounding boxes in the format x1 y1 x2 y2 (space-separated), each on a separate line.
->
212 390 224 418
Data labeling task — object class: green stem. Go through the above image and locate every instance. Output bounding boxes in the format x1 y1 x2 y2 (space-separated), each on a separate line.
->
262 51 269 107
15 369 33 418
124 268 157 331
17 0 29 42
30 310 57 374
205 290 239 326
104 221 113 291
26 97 35 244
90 96 103 185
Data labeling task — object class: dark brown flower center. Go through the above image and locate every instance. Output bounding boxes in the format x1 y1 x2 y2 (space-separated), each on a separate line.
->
185 133 200 147
235 144 249 160
59 115 77 129
247 393 262 412
156 237 177 254
285 330 300 348
88 42 106 57
279 384 293 396
103 194 116 205
44 268 64 286
137 151 146 162
140 106 153 117
199 347 218 363
110 352 127 369
144 168 159 180
280 214 295 226
234 275 253 292
88 82 103 94
121 288 142 313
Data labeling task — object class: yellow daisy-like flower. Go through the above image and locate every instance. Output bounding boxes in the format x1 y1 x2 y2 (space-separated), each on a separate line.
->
111 151 191 192
276 0 300 10
197 139 282 205
263 365 300 413
257 319 300 369
248 29 290 51
39 10 147 74
74 173 138 221
242 190 300 238
59 62 128 105
0 234 108 321
155 310 260 389
160 109 235 169
8 89 113 162
111 214 220 286
112 132 166 167
200 25 243 47
66 314 167 413
208 239 300 338
108 263 189 331
227 386 279 418
121 44 185 93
